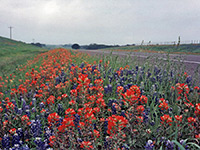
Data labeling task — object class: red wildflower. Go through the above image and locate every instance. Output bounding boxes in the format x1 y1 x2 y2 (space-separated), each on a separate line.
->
80 141 93 150
61 94 68 99
6 102 15 110
159 101 169 110
93 129 100 138
0 92 4 99
70 89 77 97
136 105 145 114
9 128 16 134
175 83 189 94
65 108 76 116
77 73 90 85
21 115 29 122
40 108 46 113
57 96 61 101
195 103 200 116
187 117 196 123
49 136 56 147
161 114 172 126
47 112 60 124
96 98 106 107
0 106 3 113
47 95 55 105
195 134 200 139
58 118 74 132
136 116 144 123
94 79 103 86
129 85 141 97
107 115 128 135
117 86 124 93
139 95 148 104
175 115 182 122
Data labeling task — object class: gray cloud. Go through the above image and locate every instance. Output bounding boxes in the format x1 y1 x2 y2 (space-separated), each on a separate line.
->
0 0 200 45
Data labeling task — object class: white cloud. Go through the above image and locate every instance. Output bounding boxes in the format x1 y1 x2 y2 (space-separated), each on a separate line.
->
0 0 200 44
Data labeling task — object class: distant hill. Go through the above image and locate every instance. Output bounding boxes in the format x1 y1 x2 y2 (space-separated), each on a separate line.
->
0 36 47 76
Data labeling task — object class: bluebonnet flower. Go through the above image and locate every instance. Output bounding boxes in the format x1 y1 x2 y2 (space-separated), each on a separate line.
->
92 65 96 72
121 110 126 117
57 103 64 116
2 134 10 149
121 143 130 150
150 121 155 126
77 138 83 143
4 113 9 120
108 99 117 107
34 137 45 150
104 85 108 94
17 128 24 139
44 127 52 139
104 139 109 149
166 140 174 150
36 115 40 120
79 63 84 68
186 76 192 84
143 110 149 124
30 120 42 137
32 107 36 113
123 85 129 92
22 99 26 111
93 123 97 130
168 108 173 114
72 83 77 89
39 102 45 109
12 133 20 146
179 139 190 150
108 84 112 93
150 77 156 83
78 127 82 136
136 66 138 71
55 76 60 85
154 65 160 75
25 110 30 118
74 114 80 127
144 140 154 150
10 144 20 150
104 120 108 136
111 104 117 115
32 98 36 105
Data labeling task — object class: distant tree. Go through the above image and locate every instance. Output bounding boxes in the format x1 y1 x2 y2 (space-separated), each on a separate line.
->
71 43 80 49
31 42 46 48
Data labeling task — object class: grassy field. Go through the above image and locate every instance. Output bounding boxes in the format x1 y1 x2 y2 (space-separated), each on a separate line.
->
104 44 200 54
0 37 199 149
0 48 199 149
0 36 47 76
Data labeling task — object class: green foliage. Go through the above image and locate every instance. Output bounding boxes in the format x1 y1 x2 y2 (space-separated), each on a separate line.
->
0 36 47 76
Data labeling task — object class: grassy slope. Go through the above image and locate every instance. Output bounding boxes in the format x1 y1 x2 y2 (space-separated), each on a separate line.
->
104 44 200 54
0 36 47 76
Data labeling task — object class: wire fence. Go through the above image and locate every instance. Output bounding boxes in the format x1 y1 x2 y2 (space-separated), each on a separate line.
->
135 40 200 46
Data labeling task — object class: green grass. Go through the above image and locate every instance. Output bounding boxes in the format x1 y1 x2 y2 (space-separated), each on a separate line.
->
104 44 200 54
0 36 47 77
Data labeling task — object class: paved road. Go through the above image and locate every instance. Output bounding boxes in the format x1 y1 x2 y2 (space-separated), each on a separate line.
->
78 49 200 78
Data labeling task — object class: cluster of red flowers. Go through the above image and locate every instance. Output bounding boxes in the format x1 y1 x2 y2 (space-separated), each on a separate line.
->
0 49 199 149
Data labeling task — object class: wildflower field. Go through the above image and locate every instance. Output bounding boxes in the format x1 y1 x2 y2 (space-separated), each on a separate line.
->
0 48 199 150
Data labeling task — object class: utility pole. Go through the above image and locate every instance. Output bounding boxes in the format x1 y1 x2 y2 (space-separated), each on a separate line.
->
8 26 13 39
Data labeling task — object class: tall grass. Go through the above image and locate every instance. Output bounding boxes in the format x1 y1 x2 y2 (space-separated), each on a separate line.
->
0 48 199 149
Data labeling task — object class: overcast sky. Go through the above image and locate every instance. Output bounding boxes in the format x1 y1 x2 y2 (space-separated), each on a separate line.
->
0 0 200 45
